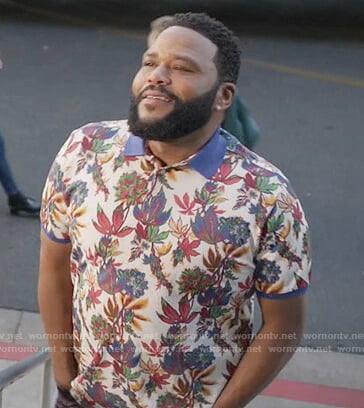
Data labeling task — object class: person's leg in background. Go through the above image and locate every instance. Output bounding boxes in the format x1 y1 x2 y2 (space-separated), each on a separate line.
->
0 130 40 215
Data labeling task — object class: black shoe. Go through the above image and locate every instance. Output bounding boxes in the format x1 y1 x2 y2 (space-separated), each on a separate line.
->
8 192 41 216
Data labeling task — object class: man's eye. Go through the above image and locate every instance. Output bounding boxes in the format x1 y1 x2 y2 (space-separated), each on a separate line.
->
143 60 154 67
172 65 191 72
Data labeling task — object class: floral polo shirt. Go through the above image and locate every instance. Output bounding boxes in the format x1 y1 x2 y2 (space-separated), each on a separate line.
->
41 120 311 408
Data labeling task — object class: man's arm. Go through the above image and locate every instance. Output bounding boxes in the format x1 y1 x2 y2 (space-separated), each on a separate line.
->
38 230 77 390
213 293 306 408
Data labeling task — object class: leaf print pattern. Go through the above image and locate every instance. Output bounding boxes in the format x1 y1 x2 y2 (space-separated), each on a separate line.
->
41 120 311 407
191 208 228 244
115 172 148 205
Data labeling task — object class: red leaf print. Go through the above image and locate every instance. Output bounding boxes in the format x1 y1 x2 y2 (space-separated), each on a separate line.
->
99 361 112 368
135 223 147 239
178 295 198 324
81 136 93 151
141 339 163 357
89 287 102 306
152 371 170 388
219 163 231 179
225 176 242 185
112 205 125 232
92 205 133 237
293 203 303 224
178 296 190 320
180 237 200 262
86 249 100 266
93 205 112 234
214 164 240 185
157 298 180 324
66 141 81 154
174 193 195 215
244 173 257 189
92 351 103 366
113 360 123 375
238 276 254 292
115 227 133 238
212 205 225 215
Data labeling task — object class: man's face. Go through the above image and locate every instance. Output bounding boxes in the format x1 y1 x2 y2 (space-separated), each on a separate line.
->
128 26 220 141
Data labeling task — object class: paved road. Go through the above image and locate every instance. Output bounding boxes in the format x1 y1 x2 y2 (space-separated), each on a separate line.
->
0 6 363 353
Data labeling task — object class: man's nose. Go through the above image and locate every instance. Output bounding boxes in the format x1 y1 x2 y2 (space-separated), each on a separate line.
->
147 64 171 85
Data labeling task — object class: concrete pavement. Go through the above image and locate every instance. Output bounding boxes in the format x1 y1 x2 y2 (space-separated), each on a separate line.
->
0 307 364 407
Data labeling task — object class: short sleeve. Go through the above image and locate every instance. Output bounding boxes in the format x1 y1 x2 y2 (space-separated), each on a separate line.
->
254 186 312 299
40 130 81 243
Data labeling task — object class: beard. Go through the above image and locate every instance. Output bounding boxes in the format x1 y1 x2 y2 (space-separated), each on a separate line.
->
128 84 219 142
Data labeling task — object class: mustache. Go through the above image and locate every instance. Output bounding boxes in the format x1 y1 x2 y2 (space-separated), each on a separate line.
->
137 85 178 102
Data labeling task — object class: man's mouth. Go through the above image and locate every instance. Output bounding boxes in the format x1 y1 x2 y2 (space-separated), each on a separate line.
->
138 86 177 105
141 89 174 103
143 93 172 103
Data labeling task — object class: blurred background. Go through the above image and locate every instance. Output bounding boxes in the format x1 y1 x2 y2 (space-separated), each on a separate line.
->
2 0 364 30
0 0 363 353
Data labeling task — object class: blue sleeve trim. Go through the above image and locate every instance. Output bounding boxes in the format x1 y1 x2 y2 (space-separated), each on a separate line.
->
41 224 71 244
256 286 308 300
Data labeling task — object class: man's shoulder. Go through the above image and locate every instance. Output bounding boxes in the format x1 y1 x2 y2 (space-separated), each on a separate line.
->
224 135 292 194
247 152 298 198
55 119 131 164
71 119 130 140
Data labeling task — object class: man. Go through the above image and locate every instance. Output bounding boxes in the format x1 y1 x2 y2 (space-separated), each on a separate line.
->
39 12 311 408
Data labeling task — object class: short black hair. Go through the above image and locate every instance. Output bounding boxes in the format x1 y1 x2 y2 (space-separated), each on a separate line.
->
162 12 241 84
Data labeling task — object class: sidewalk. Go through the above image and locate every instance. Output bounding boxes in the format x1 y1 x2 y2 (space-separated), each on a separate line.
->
1 308 364 408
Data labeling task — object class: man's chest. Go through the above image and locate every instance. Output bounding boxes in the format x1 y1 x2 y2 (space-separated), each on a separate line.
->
68 163 261 292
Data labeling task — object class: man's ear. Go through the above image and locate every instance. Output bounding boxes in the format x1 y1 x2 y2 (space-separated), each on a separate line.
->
214 83 236 112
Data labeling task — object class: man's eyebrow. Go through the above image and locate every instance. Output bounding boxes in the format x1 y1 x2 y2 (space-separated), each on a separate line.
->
143 51 157 59
172 55 201 67
142 51 201 69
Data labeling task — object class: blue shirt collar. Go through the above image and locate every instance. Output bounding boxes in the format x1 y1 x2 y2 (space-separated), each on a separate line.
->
124 128 226 179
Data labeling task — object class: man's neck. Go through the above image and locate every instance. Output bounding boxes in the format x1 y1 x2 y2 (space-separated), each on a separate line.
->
147 123 219 166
